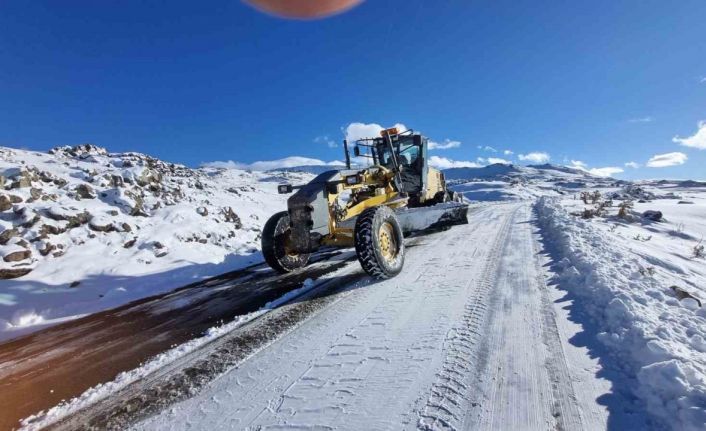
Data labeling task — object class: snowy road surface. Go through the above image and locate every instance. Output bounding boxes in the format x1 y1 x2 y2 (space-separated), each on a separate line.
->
118 202 608 431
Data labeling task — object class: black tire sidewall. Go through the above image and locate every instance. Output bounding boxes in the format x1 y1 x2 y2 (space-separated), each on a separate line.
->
261 211 309 273
354 206 405 278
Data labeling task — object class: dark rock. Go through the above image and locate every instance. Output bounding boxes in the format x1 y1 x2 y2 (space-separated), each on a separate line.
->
107 210 119 216
15 207 40 228
642 210 663 222
678 201 694 205
39 224 67 236
89 220 115 232
0 228 19 245
75 183 96 199
123 237 137 248
0 267 32 279
69 281 81 288
38 171 55 183
196 206 208 216
4 248 31 262
670 285 702 307
8 195 22 204
221 207 242 229
47 207 91 226
0 195 11 212
39 243 57 256
121 222 132 232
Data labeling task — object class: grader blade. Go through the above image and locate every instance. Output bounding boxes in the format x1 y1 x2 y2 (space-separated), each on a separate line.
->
394 202 469 234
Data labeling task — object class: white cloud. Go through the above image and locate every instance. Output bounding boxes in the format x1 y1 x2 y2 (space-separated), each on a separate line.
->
628 116 653 123
314 135 337 148
202 156 343 171
477 145 497 153
589 167 624 177
646 152 688 168
428 139 461 150
624 161 640 169
569 160 623 177
672 120 706 149
503 149 513 155
428 156 481 169
518 152 550 163
478 157 511 165
344 122 407 143
700 76 706 83
569 160 588 169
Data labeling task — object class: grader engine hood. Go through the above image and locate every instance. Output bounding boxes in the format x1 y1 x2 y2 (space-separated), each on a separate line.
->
286 169 358 253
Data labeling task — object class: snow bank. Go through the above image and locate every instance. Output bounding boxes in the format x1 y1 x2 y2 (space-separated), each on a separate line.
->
536 197 706 430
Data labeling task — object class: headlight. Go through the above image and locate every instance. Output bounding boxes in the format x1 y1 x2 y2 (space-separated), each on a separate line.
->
278 184 293 194
345 175 360 185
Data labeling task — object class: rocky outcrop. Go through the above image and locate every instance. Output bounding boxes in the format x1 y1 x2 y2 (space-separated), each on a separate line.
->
75 183 96 199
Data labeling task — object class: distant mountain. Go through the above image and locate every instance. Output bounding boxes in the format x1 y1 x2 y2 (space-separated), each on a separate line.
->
442 163 613 183
265 162 624 185
267 165 350 175
443 164 521 181
527 163 588 176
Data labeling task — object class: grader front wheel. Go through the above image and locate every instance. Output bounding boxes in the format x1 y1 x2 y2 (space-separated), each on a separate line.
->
261 211 310 273
354 206 405 279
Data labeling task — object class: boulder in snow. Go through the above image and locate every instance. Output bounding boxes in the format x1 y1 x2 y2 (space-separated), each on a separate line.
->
75 183 96 199
0 267 32 279
642 210 663 222
2 246 32 263
0 228 19 245
0 195 11 212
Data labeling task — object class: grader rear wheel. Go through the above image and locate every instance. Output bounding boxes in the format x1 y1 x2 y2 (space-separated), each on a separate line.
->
354 206 405 279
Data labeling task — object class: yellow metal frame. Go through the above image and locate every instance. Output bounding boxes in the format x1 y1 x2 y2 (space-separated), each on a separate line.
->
320 165 407 247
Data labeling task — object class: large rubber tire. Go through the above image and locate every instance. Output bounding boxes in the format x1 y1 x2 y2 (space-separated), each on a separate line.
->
261 211 310 273
354 206 405 279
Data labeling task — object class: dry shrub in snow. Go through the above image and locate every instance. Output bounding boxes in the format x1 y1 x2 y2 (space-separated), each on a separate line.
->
694 240 705 259
618 199 633 219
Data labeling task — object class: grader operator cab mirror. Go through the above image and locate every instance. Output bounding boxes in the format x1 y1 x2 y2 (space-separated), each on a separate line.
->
277 184 293 194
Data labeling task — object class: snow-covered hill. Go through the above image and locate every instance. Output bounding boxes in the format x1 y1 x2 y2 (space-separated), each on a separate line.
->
443 163 621 201
0 145 313 340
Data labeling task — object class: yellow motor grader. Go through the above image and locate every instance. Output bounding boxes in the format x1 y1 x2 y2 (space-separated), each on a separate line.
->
262 127 468 279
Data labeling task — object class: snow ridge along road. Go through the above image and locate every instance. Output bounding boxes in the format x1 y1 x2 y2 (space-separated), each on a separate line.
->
124 202 594 431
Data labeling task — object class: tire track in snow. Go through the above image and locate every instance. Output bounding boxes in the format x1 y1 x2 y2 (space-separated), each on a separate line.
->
417 204 519 430
460 204 583 431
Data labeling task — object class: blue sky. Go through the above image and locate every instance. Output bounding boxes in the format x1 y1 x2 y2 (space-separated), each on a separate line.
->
1 0 705 179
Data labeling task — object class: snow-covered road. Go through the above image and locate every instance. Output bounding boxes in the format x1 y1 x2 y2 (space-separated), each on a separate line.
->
118 202 606 431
